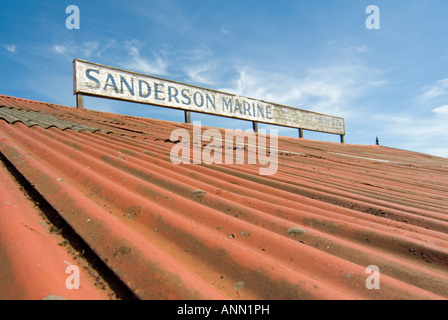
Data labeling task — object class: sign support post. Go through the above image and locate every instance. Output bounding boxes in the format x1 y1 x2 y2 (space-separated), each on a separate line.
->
184 110 191 124
252 121 258 133
76 93 84 109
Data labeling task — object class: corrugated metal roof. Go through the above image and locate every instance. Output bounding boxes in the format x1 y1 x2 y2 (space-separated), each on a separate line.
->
0 94 447 300
0 144 120 300
0 106 102 133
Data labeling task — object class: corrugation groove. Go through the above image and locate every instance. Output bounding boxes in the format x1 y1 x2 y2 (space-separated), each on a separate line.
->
0 123 359 299
0 106 102 133
33 122 446 250
0 154 115 300
277 155 448 209
2 121 447 299
0 132 227 299
14 126 448 251
0 94 447 300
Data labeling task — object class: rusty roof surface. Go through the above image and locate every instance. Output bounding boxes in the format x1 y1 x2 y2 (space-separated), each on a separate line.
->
0 94 447 300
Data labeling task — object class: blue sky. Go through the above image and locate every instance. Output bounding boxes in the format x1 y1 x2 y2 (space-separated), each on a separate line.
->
1 0 448 157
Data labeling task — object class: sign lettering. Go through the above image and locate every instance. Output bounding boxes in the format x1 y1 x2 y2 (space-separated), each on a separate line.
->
73 59 345 135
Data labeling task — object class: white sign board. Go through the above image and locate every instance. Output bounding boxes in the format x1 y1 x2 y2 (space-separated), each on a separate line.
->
73 59 345 135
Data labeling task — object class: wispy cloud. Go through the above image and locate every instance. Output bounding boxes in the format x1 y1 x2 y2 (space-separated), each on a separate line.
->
219 62 386 119
82 41 100 57
183 46 213 61
354 45 369 53
371 110 448 158
53 40 115 59
121 40 168 76
54 44 67 55
184 64 215 85
426 147 448 158
2 44 17 53
432 105 448 116
181 46 216 85
417 78 448 103
220 26 230 34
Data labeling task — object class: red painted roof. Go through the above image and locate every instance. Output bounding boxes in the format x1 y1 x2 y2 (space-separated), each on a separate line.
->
0 94 447 300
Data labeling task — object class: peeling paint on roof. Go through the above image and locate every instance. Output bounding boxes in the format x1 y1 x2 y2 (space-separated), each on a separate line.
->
0 94 447 300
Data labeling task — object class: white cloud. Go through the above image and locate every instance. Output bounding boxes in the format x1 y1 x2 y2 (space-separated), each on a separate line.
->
220 26 230 34
184 64 215 85
53 39 116 59
82 41 99 57
54 44 67 55
122 41 168 76
418 78 448 103
219 63 386 119
3 44 17 53
378 117 444 137
183 46 213 61
426 147 448 158
370 109 448 158
432 105 448 116
167 45 218 84
354 45 369 53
